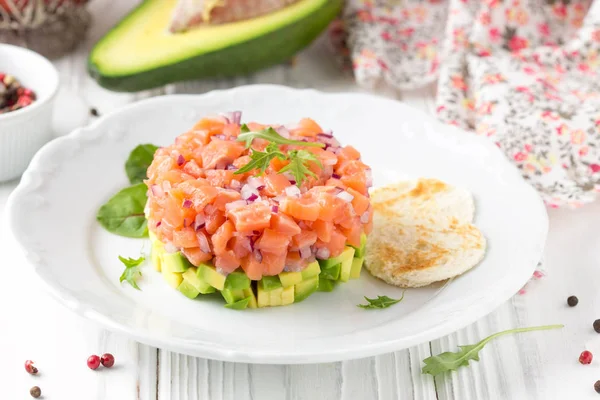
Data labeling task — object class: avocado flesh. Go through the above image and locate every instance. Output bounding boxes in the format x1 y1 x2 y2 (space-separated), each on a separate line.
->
279 271 303 288
320 263 341 280
225 297 251 310
243 288 258 309
352 233 368 259
350 257 364 280
339 254 355 282
221 288 246 304
177 280 200 299
88 0 343 91
162 252 192 273
162 269 183 288
183 268 216 294
294 276 319 302
260 276 283 291
197 263 226 290
300 261 321 279
318 247 355 270
318 276 336 292
150 239 164 272
224 271 251 290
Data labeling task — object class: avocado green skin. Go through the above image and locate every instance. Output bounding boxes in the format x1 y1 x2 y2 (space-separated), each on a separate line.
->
88 0 343 92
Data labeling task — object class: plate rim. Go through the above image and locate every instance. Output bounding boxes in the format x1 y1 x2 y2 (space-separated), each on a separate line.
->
6 84 549 364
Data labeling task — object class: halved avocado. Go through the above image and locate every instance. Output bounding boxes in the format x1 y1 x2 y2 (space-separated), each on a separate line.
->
88 0 343 92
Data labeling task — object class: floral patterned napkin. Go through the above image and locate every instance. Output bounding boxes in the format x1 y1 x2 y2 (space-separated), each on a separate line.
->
336 0 600 208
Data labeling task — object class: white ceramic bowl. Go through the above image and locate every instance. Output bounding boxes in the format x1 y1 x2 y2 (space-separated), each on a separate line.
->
0 44 59 182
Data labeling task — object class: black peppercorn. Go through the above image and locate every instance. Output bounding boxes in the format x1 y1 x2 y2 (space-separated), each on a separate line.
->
567 296 578 307
30 386 41 398
593 319 600 333
595 380 600 394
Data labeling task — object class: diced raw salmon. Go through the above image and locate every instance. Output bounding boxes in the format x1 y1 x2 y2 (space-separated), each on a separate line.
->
212 220 234 255
240 255 263 281
270 213 301 235
312 219 333 242
213 189 242 211
205 170 234 187
263 173 291 197
227 201 272 232
347 187 369 215
205 209 226 235
230 235 252 259
201 139 245 169
293 118 322 137
261 251 287 276
172 227 199 248
214 249 240 272
292 230 318 249
255 228 290 254
181 247 213 265
280 197 320 221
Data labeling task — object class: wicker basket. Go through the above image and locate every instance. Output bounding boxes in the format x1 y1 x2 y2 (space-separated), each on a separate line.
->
0 0 91 59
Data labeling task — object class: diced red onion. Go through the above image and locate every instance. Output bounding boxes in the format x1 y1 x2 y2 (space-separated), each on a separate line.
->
213 134 226 140
241 184 259 200
360 211 370 224
194 214 206 230
246 177 265 190
216 267 229 276
271 205 279 213
164 242 178 254
254 249 263 263
337 191 354 202
316 247 330 260
177 154 185 166
316 133 340 147
272 195 283 203
220 111 242 125
299 246 312 259
284 264 304 272
332 173 341 179
225 200 247 211
275 126 291 138
156 221 162 228
317 132 334 139
151 184 165 197
331 187 344 195
285 185 301 198
247 193 259 202
256 185 265 191
226 164 238 171
322 165 334 177
162 181 171 192
197 231 211 253
182 199 192 208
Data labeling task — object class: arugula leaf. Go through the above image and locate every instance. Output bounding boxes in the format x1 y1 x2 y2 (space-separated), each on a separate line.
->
234 143 286 175
125 144 159 184
118 255 145 290
421 324 564 376
97 183 149 238
358 292 405 309
237 126 324 149
278 150 323 187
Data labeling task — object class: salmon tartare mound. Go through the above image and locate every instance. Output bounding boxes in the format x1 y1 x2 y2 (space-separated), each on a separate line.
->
145 112 372 308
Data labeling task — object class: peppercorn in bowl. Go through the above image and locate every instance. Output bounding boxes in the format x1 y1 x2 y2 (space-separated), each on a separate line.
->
0 44 59 182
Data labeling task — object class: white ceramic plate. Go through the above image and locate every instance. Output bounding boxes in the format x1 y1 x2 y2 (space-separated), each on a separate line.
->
7 85 547 364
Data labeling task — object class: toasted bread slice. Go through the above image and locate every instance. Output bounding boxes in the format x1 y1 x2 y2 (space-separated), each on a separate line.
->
365 178 486 288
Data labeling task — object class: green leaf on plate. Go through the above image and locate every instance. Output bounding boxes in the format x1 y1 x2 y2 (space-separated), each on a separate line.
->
125 144 159 184
421 324 564 376
236 126 325 149
118 255 145 290
357 291 405 309
96 183 149 238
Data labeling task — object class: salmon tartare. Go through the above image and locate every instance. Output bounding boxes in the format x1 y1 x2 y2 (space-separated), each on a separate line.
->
146 112 372 308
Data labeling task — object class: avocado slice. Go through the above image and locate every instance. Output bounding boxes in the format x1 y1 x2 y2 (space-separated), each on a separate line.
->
259 276 282 291
221 288 246 304
88 0 343 92
257 285 270 308
320 263 341 281
278 271 303 288
224 271 251 290
350 257 364 280
243 287 258 309
177 280 200 299
351 234 368 259
317 276 336 292
269 287 284 306
150 241 164 272
282 286 295 305
182 268 216 294
300 261 321 279
294 276 319 302
196 263 226 290
318 247 355 271
339 253 355 282
224 296 251 310
162 269 183 289
162 252 192 273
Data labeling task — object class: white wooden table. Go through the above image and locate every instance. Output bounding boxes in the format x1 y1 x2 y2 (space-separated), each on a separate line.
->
2 1 600 399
